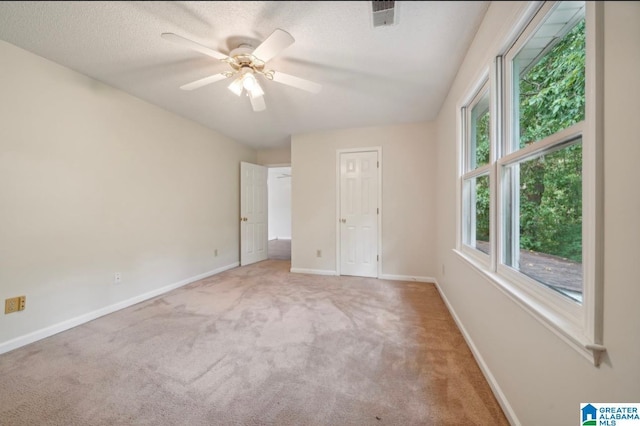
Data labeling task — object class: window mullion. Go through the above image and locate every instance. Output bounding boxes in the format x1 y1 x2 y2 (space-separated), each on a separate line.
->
462 164 491 180
491 56 503 272
498 121 585 168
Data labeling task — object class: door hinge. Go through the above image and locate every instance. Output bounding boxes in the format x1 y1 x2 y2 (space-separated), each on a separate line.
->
377 255 379 262
377 207 379 215
377 161 379 168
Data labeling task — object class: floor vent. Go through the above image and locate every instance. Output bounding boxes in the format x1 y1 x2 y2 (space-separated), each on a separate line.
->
372 1 395 27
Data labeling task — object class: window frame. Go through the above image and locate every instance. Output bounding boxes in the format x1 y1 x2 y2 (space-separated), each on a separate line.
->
460 78 492 266
455 0 605 366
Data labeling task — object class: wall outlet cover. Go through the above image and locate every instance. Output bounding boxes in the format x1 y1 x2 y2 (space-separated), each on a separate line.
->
5 296 25 314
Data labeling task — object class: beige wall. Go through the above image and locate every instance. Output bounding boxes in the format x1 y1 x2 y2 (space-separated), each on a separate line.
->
435 2 640 424
291 122 436 278
256 146 291 166
0 40 255 348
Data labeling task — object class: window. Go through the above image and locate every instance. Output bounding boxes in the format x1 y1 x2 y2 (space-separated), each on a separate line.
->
502 140 583 301
457 1 604 365
503 3 585 303
462 83 491 258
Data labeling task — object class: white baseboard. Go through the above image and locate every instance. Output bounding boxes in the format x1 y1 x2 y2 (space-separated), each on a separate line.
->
379 274 436 283
288 270 435 282
290 268 337 276
0 262 239 355
434 280 520 426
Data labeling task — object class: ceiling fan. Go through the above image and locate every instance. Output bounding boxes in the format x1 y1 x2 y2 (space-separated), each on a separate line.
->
161 29 322 112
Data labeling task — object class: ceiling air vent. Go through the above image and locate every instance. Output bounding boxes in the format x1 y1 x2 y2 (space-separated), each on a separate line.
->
371 1 395 27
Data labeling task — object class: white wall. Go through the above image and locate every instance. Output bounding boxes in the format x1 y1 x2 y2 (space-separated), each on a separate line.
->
268 167 291 240
291 122 436 279
435 2 640 425
0 40 255 349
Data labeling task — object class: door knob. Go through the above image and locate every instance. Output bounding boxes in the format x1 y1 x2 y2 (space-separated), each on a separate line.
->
341 218 346 223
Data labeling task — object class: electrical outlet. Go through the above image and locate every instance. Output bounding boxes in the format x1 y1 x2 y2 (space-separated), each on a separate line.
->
5 296 25 314
316 249 322 258
114 272 122 284
214 249 218 257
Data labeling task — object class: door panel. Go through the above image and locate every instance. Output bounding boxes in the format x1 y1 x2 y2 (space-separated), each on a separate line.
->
339 151 379 277
241 162 268 266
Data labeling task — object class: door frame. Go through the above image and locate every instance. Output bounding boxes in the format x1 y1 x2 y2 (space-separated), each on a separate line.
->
335 147 382 277
266 163 292 246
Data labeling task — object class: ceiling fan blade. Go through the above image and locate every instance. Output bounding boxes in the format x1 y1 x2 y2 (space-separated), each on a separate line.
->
249 93 266 112
252 29 295 63
161 33 228 61
271 71 322 94
180 73 228 91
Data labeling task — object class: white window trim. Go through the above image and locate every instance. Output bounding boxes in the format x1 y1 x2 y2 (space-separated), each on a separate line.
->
455 1 605 366
460 77 492 267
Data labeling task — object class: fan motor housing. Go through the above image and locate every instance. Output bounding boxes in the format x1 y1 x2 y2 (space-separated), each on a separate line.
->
229 44 254 58
227 44 266 73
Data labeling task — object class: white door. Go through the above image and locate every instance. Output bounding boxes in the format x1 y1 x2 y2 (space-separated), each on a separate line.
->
240 161 268 266
339 151 379 277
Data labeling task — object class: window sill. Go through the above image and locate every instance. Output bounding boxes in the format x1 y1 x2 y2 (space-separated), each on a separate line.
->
453 248 606 366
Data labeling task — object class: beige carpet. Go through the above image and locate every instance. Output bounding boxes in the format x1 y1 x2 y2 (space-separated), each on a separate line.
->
0 260 508 425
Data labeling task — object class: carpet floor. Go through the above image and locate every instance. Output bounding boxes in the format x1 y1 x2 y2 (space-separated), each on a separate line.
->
0 260 508 425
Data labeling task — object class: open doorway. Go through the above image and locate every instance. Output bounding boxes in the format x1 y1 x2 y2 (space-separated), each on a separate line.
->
267 166 291 260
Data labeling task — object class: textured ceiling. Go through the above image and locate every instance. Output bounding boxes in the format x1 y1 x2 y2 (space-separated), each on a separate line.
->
0 1 489 149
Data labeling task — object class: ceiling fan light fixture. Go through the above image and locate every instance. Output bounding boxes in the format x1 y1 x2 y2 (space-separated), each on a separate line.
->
242 72 257 91
250 80 264 98
228 76 244 96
